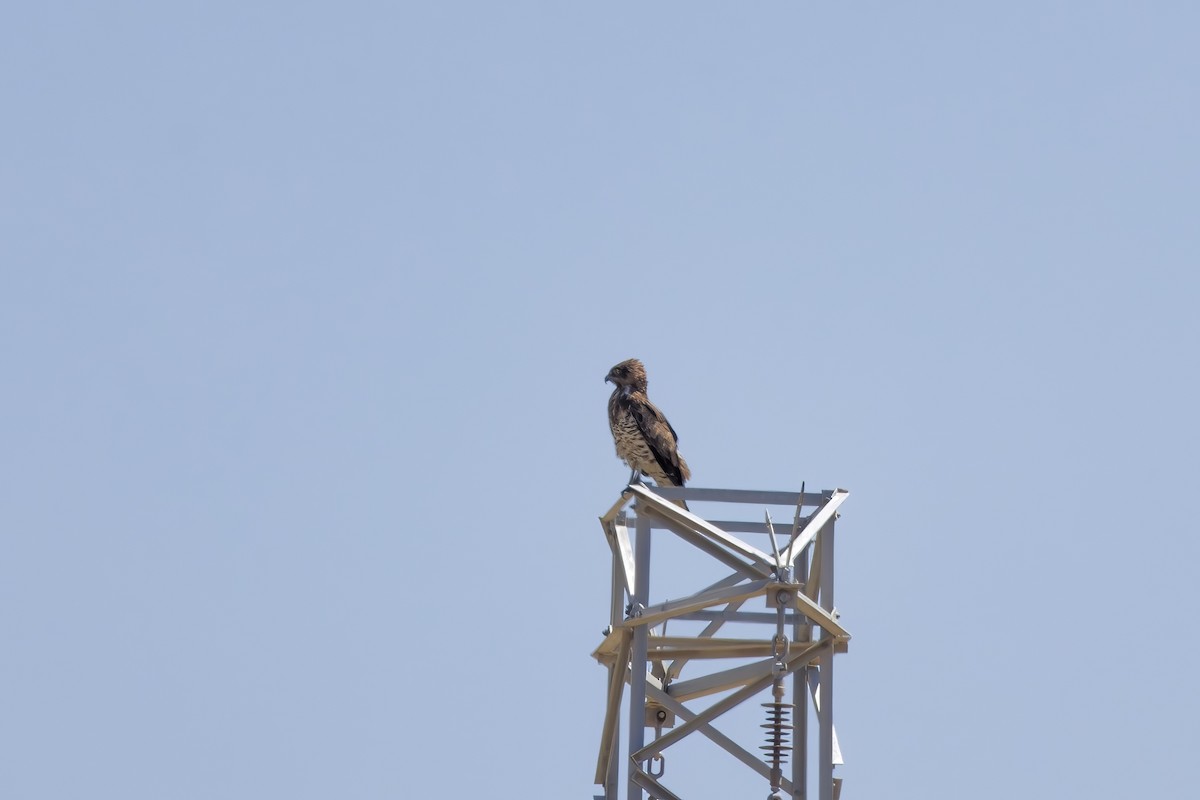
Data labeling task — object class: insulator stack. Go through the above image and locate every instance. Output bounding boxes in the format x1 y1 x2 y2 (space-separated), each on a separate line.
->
760 701 794 767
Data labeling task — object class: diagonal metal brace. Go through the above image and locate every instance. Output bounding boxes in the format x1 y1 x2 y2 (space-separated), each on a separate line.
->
594 629 632 783
646 683 796 796
781 489 849 565
627 484 776 571
632 638 832 762
616 580 773 630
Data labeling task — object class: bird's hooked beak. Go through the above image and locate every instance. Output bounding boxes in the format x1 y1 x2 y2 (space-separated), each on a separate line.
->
604 371 614 384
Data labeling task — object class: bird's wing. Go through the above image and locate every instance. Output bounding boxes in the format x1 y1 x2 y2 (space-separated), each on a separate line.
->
629 396 688 486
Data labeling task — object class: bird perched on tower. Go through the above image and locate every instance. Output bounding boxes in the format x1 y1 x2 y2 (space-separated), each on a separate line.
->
605 358 691 508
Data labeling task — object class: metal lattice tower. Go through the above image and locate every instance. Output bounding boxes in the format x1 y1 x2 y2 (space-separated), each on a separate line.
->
593 484 850 800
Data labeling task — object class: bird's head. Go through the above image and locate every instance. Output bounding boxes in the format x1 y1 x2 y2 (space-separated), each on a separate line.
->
605 358 648 390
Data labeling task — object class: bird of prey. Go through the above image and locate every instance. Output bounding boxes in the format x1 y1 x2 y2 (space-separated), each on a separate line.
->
605 358 691 507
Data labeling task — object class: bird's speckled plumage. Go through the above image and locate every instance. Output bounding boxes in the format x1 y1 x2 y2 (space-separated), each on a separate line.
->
605 359 690 503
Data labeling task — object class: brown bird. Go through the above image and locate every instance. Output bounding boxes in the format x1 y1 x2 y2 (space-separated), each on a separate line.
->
605 358 691 507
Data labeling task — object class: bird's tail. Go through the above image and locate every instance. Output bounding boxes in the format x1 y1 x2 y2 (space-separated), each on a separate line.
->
656 479 688 511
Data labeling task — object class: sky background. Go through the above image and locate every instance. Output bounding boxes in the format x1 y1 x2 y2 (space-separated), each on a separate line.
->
3 2 1198 798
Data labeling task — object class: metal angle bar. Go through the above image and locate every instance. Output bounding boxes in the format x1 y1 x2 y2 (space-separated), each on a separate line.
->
793 547 810 799
649 512 771 580
591 629 624 663
665 561 778 653
644 517 824 535
638 673 775 761
605 721 619 800
665 572 762 670
595 631 633 783
600 492 634 525
627 514 651 800
669 575 752 622
617 580 772 630
820 519 835 613
646 683 795 796
805 537 822 602
651 645 775 660
781 489 848 566
791 590 850 640
666 656 777 702
651 487 833 506
638 513 768 582
634 639 832 761
675 609 801 625
630 581 839 642
699 518 815 535
601 544 627 800
807 670 844 766
607 519 636 600
663 636 829 701
639 502 775 570
817 516 836 800
610 538 625 635
630 769 684 800
651 635 776 650
697 570 754 595
642 670 665 693
627 484 776 569
666 598 746 681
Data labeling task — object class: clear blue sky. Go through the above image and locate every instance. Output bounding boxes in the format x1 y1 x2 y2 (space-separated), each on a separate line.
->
3 3 1197 798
